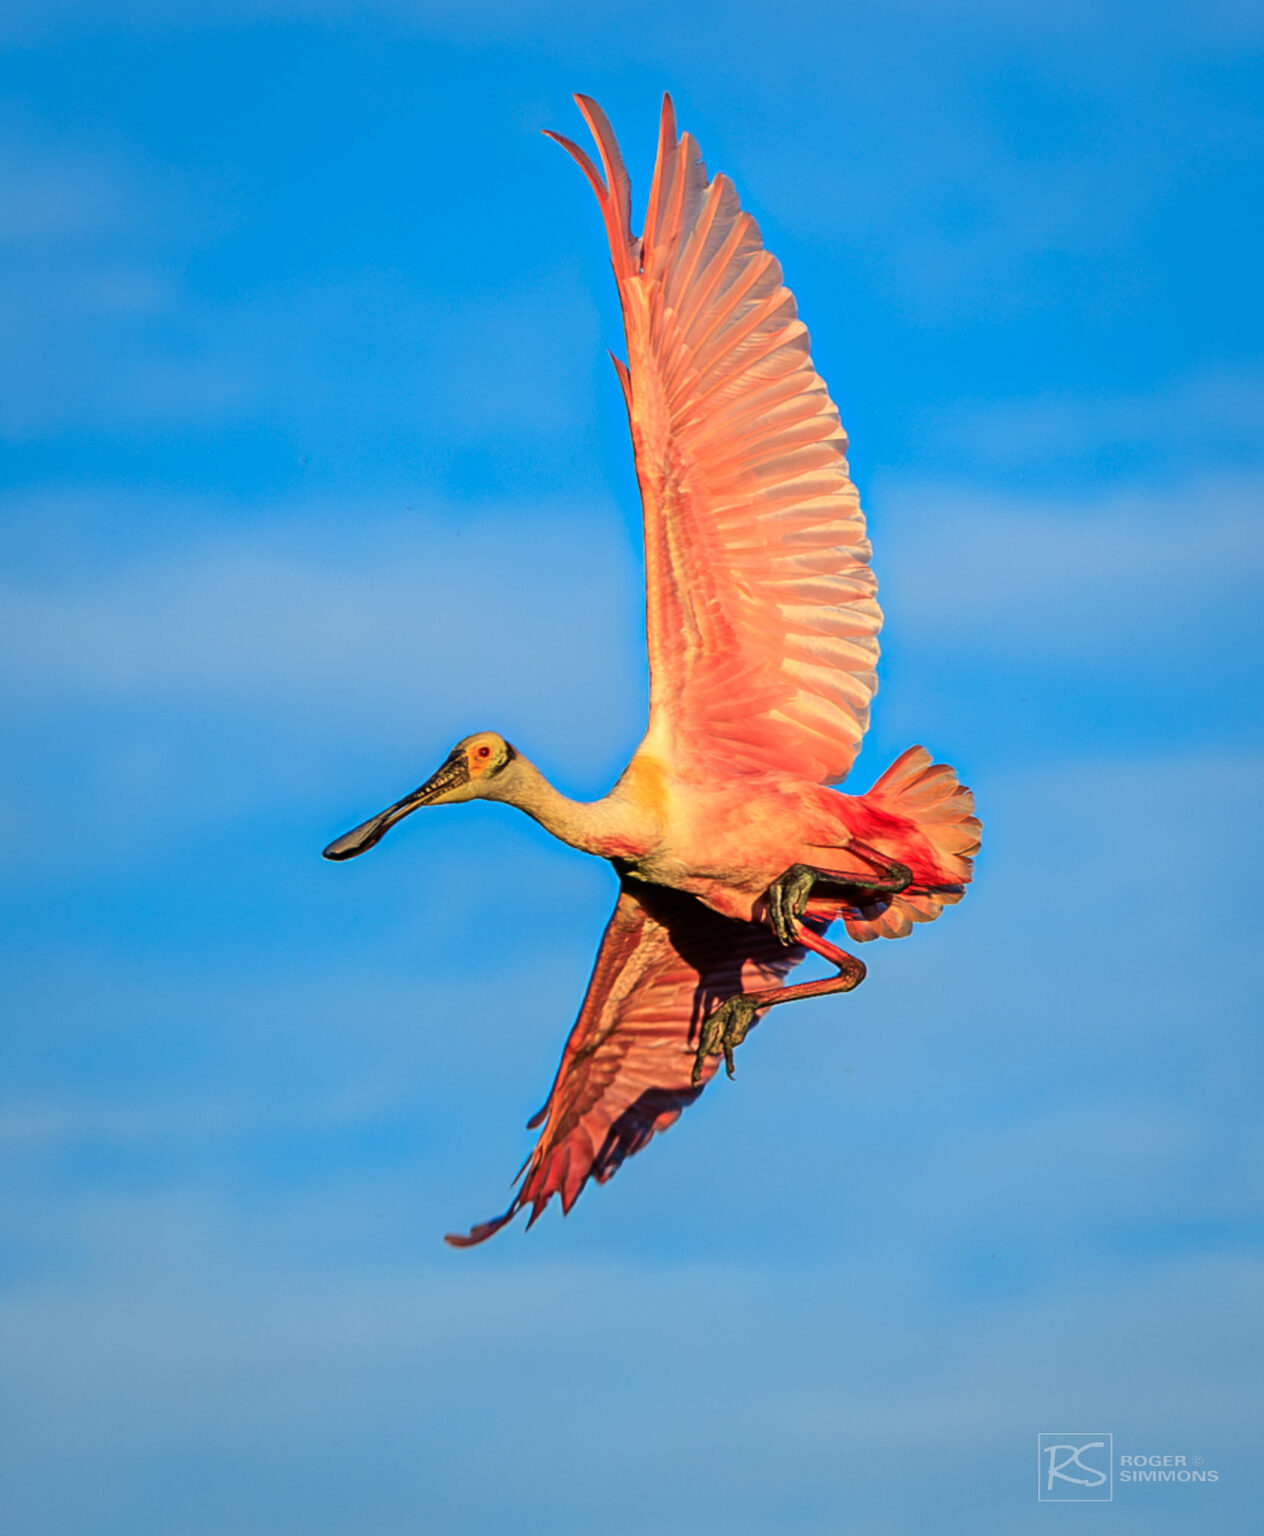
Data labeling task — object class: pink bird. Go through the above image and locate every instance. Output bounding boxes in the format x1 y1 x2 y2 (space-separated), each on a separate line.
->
323 95 980 1246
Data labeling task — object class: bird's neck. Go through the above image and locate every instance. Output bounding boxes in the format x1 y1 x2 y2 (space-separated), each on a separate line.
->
486 754 656 860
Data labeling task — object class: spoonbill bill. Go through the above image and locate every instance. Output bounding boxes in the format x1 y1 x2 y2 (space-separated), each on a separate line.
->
323 95 980 1246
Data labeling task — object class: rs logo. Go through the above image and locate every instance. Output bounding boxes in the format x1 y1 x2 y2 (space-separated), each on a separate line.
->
1037 1433 1113 1500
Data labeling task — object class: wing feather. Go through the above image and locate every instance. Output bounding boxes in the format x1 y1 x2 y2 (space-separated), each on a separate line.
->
444 883 812 1246
552 95 881 784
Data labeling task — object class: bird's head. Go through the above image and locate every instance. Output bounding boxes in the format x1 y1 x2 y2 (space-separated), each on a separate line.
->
322 731 517 861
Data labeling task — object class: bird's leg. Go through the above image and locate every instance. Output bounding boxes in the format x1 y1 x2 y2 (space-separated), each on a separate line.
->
691 926 867 1086
767 845 913 945
692 843 912 1084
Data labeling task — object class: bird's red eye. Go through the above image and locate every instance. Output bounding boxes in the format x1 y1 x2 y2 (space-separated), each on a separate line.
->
477 746 491 759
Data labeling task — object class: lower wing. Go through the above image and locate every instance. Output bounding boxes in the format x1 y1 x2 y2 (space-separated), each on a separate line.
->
445 881 811 1246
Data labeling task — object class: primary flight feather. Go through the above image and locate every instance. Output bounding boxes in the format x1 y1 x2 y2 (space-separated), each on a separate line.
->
323 95 980 1245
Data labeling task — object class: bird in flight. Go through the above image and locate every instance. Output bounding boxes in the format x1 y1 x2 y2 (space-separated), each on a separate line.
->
323 95 980 1246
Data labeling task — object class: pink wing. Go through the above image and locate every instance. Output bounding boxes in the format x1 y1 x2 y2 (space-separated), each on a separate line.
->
546 95 881 785
445 883 815 1246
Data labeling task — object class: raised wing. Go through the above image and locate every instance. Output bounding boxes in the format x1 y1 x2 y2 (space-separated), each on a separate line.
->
445 882 813 1246
546 95 881 785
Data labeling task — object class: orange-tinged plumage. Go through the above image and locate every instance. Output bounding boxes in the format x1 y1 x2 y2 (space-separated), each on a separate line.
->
548 96 882 790
323 96 980 1245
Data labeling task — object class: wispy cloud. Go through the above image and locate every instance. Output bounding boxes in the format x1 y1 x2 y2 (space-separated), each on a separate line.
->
0 1172 1257 1534
0 492 642 719
928 366 1264 473
0 104 600 444
878 470 1264 660
0 133 140 244
6 470 1258 717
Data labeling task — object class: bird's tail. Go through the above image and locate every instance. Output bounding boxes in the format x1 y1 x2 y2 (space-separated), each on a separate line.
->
843 746 981 942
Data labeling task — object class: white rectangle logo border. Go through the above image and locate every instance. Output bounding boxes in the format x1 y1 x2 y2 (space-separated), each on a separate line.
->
1037 1432 1114 1501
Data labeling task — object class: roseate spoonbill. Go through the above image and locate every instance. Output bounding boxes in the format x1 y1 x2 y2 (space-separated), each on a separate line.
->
323 95 980 1246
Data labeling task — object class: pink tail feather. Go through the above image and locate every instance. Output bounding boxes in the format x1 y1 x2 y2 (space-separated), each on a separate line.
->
844 747 980 942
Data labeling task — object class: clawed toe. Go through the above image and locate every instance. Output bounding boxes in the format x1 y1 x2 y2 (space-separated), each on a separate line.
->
692 995 760 1086
768 863 816 946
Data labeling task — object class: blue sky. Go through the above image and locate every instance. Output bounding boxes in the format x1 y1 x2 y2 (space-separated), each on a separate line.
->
0 2 1261 1532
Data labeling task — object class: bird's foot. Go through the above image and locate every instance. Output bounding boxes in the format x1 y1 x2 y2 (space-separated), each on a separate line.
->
692 994 760 1086
767 856 916 945
767 864 817 946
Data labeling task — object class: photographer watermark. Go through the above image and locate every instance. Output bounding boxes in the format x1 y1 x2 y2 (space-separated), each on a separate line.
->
1037 1434 1220 1501
1120 1452 1219 1485
1038 1434 1112 1501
